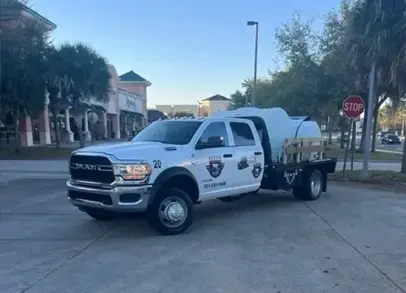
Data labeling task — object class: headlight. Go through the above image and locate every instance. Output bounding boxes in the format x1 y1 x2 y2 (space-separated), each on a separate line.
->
113 164 152 180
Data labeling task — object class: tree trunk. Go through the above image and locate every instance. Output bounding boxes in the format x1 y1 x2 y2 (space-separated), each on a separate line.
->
340 126 345 149
401 135 406 173
13 114 21 153
51 108 61 148
79 114 85 148
327 116 333 145
371 109 379 152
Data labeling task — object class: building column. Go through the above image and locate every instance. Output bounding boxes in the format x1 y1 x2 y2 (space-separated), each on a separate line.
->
103 112 108 139
39 106 51 145
19 116 33 146
113 114 120 139
83 111 91 142
65 108 74 143
132 117 136 131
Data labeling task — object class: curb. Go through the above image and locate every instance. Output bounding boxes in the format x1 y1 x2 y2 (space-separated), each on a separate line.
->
337 160 401 163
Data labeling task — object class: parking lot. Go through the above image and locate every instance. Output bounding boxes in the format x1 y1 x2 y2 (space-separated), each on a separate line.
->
1 178 406 293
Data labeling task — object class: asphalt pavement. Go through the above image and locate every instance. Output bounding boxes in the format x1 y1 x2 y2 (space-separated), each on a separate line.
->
1 178 405 293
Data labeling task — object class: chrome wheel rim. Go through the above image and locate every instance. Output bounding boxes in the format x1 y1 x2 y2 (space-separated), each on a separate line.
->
310 172 321 197
158 196 187 228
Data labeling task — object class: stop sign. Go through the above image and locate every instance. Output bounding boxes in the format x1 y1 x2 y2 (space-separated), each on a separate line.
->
342 95 365 119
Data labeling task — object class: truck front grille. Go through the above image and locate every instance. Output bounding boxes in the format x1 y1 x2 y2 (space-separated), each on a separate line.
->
69 154 115 184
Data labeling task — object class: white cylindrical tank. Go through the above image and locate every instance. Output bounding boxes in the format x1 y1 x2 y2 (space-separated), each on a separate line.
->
291 119 322 139
212 108 324 162
212 107 292 161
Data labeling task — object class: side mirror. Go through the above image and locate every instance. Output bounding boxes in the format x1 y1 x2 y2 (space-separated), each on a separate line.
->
195 136 224 150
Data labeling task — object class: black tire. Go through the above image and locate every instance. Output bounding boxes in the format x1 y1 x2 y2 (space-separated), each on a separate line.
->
292 169 323 201
147 187 194 235
83 208 115 221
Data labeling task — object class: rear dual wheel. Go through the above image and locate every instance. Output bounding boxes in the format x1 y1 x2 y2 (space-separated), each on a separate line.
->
293 169 323 201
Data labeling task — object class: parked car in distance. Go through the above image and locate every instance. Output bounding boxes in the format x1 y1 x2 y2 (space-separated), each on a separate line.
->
381 133 401 144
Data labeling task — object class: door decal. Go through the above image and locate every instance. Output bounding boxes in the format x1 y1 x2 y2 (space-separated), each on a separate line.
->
206 156 224 178
237 156 249 170
284 170 298 185
252 163 262 178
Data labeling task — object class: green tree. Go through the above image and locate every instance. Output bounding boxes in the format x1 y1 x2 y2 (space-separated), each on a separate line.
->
44 45 74 148
345 0 406 171
229 90 247 109
54 43 111 148
0 0 49 149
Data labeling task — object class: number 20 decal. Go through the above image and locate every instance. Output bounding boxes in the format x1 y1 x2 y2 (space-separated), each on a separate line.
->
153 160 162 169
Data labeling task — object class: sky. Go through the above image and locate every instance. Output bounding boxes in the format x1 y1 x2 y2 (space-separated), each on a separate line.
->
30 0 340 107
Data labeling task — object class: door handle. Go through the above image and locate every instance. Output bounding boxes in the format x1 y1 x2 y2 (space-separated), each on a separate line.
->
223 154 233 158
254 151 262 155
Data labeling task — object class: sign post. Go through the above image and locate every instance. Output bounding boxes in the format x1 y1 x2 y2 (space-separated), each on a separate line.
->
342 96 365 175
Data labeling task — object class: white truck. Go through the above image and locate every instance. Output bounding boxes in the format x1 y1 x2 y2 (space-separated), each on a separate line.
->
67 107 337 235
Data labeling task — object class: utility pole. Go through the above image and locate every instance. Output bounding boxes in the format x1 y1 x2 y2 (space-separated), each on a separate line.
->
247 21 259 107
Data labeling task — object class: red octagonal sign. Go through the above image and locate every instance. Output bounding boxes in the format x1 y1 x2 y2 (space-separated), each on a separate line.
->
342 95 365 119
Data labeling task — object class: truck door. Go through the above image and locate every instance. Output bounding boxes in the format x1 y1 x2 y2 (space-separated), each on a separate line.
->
229 121 264 193
193 121 235 199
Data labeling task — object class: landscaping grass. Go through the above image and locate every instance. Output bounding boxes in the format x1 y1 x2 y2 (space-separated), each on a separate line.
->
329 170 406 192
330 170 406 183
324 145 403 161
0 146 78 159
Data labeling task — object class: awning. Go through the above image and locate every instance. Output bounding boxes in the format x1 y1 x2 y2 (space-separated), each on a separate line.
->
90 104 107 113
120 110 145 118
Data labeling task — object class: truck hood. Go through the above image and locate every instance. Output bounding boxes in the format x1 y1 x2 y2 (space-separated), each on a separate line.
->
74 141 181 161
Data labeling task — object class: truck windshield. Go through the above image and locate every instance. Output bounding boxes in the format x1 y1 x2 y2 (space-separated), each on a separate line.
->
132 120 203 145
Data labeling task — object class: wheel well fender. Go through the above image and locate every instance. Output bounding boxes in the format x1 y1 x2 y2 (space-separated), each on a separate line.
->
150 167 199 204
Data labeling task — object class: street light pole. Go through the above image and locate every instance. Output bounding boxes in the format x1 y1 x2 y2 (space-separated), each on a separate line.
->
247 21 259 107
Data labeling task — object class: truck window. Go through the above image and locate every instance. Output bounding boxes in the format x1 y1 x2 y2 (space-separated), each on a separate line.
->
196 122 229 148
230 122 255 146
132 120 202 145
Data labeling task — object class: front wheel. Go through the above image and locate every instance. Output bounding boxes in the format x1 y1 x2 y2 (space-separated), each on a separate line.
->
293 169 323 201
147 187 194 235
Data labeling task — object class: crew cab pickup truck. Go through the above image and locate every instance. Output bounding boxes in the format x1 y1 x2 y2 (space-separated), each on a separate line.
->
67 108 337 235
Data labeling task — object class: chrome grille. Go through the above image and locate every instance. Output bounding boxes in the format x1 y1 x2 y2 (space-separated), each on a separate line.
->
69 155 115 184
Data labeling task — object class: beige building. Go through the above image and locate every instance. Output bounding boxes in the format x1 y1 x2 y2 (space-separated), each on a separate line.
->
198 95 231 116
155 94 231 117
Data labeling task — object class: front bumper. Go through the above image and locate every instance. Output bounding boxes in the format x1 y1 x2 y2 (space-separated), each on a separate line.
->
66 180 153 212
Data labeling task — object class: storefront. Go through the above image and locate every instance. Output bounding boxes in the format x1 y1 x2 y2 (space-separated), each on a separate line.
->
118 89 146 138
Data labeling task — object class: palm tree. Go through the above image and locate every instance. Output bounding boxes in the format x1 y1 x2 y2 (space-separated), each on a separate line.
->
55 43 111 147
44 45 73 148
